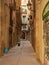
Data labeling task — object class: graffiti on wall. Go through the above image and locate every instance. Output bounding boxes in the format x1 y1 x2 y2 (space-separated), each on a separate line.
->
42 1 49 60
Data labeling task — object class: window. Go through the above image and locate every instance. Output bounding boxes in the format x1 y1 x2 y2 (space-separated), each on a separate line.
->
22 16 27 24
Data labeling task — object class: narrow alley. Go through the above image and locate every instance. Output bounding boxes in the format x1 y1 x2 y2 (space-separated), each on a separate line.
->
0 40 41 65
0 0 49 65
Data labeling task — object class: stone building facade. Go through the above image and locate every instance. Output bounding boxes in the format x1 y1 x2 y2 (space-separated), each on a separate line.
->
29 0 49 64
16 0 22 41
29 0 35 50
0 0 21 56
35 0 49 64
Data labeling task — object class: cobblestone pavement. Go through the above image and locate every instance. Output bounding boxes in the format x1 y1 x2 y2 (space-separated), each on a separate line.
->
0 40 41 65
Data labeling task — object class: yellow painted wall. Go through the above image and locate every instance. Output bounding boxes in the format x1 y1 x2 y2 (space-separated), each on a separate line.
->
35 0 48 64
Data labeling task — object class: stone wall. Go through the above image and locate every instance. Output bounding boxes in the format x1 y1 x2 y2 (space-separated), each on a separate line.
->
30 0 49 64
29 0 35 49
0 0 3 56
12 10 18 46
16 0 22 41
35 0 49 64
0 0 11 55
0 0 18 56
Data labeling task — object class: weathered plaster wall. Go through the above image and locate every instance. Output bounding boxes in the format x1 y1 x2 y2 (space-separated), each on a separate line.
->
0 0 5 56
30 0 35 49
16 0 22 41
4 2 10 49
35 0 49 64
0 0 1 56
0 0 18 56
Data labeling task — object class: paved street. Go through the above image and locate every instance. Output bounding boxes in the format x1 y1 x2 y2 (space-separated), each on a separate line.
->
0 40 41 65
